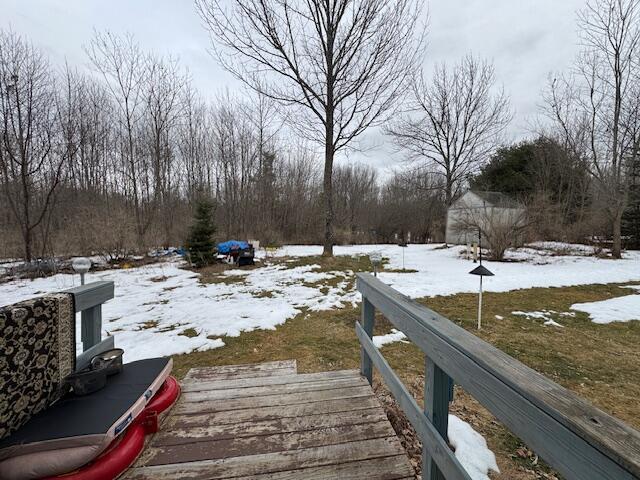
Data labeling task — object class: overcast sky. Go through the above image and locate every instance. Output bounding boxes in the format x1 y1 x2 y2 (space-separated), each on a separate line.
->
2 0 587 173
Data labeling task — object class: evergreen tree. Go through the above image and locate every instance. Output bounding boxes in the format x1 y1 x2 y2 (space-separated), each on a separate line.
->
186 198 216 268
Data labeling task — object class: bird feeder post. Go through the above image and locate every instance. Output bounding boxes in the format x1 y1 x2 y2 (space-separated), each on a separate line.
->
469 266 493 330
398 241 407 270
478 275 483 329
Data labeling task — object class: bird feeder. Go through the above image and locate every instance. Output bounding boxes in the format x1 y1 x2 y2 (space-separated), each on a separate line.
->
369 252 382 277
72 257 91 285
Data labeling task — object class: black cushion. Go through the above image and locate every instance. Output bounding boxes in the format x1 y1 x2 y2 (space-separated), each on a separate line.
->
0 357 169 448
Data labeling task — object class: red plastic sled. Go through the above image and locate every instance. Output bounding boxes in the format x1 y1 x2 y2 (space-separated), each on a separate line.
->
43 376 180 480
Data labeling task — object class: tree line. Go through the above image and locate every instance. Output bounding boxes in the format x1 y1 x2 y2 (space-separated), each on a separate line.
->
0 29 442 261
1 0 639 262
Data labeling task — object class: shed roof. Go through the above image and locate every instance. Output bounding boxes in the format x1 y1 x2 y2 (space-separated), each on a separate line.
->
470 190 521 208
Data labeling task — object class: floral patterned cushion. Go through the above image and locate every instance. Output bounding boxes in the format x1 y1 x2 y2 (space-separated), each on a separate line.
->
0 294 75 440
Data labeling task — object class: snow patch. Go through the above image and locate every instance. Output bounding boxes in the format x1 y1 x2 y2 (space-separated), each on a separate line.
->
272 244 640 299
571 294 640 324
372 329 407 348
512 310 565 327
448 414 500 480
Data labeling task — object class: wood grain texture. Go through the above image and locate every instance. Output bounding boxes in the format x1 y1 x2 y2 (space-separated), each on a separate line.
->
125 437 408 480
153 409 388 446
165 396 381 429
125 362 414 480
175 385 373 415
181 376 368 402
81 304 102 350
183 360 297 381
356 323 471 480
65 281 114 312
145 421 396 465
360 298 375 385
424 354 451 480
180 370 360 392
357 272 640 480
228 456 414 480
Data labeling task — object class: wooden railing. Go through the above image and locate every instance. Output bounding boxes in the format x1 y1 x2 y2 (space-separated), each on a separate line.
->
64 281 114 371
356 273 640 480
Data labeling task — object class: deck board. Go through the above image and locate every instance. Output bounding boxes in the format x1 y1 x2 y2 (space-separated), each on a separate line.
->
125 361 414 479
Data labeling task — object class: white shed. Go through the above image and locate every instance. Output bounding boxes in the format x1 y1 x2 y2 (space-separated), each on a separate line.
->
445 191 526 245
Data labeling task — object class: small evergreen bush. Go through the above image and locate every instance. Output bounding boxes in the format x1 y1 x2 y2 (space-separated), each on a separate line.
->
186 198 216 268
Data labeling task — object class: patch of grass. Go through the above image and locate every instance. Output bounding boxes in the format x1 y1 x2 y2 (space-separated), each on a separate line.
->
172 306 362 379
138 320 159 330
149 275 170 283
200 274 247 285
157 323 180 333
189 262 259 286
142 299 169 306
252 289 278 298
179 328 199 338
171 281 640 480
275 254 382 274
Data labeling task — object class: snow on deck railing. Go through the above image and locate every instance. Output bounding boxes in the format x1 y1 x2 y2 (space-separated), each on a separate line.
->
356 272 640 480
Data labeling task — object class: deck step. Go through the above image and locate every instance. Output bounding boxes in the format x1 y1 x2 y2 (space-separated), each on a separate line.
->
125 361 414 479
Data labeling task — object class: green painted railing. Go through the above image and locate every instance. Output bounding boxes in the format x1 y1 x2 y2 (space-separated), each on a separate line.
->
64 281 114 371
356 273 640 480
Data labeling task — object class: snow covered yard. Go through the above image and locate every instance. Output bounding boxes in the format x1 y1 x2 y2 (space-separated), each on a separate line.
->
1 243 639 363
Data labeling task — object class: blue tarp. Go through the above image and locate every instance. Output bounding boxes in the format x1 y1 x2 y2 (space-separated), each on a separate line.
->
217 240 250 254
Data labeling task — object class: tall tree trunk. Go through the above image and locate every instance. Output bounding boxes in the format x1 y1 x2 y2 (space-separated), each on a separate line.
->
23 227 32 263
443 173 453 244
323 138 335 257
612 206 623 259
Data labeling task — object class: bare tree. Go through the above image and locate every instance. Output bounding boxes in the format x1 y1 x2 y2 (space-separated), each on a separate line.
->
86 31 151 250
196 0 425 255
178 84 213 202
544 0 640 258
386 55 511 211
0 31 64 262
144 54 187 246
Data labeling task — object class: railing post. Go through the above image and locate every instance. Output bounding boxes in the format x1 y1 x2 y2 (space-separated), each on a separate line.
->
424 354 453 480
360 298 375 385
81 305 102 351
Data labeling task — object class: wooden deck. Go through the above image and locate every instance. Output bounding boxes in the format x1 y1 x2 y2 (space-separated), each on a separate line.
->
124 360 414 480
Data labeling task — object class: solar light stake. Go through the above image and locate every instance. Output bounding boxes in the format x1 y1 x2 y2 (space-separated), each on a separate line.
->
469 267 494 330
478 275 483 329
369 252 382 277
72 257 91 285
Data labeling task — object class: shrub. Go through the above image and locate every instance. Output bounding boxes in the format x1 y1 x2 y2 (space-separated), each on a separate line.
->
186 198 216 268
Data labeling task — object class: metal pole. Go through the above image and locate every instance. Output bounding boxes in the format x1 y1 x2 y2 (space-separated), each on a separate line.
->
80 272 86 285
477 276 483 330
402 247 405 270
